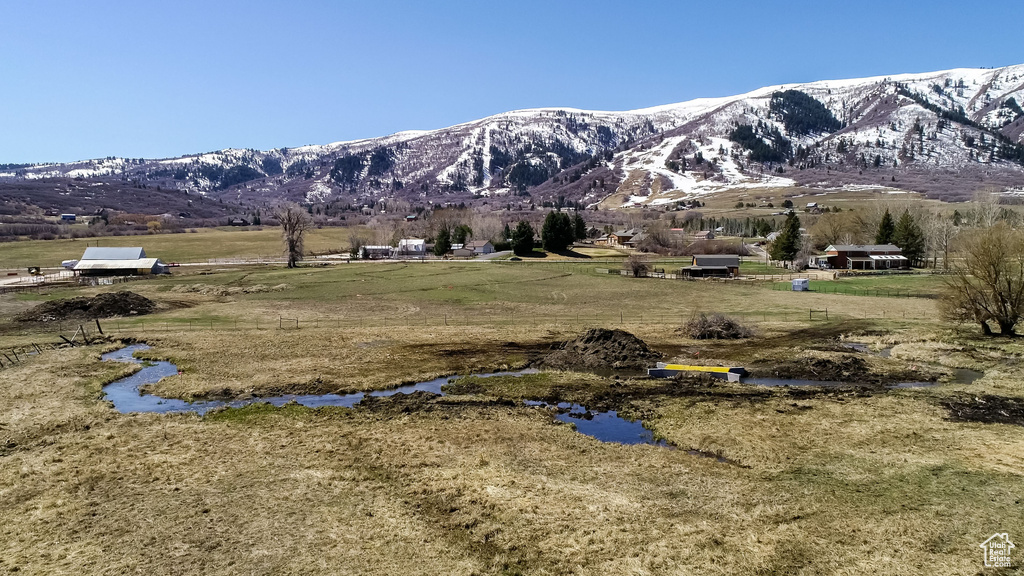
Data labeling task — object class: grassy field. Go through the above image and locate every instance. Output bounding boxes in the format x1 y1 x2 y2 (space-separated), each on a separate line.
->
772 274 949 297
687 185 957 218
2 255 1022 574
738 259 790 274
0 226 364 269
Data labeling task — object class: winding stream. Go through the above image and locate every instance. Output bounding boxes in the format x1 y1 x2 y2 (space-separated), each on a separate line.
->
102 344 666 446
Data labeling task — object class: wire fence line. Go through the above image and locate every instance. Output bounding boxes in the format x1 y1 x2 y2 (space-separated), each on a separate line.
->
1 306 939 342
769 282 938 299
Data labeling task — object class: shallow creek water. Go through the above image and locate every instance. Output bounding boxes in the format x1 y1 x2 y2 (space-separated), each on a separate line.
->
102 344 666 446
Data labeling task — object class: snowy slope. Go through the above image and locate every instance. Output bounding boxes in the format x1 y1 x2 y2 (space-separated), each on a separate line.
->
4 64 1024 208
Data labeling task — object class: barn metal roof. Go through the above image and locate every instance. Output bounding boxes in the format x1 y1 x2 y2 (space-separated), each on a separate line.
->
692 255 740 267
81 247 146 260
73 258 161 271
827 244 900 252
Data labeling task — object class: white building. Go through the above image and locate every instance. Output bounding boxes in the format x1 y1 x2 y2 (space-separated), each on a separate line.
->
72 247 169 276
394 239 427 258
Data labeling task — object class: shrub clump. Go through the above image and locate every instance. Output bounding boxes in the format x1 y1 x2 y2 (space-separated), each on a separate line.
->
682 313 753 339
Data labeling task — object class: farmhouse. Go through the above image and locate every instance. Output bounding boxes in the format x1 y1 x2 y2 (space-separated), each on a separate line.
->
622 232 648 249
694 230 715 240
815 244 907 270
72 247 169 276
683 254 740 278
466 240 494 255
608 228 640 246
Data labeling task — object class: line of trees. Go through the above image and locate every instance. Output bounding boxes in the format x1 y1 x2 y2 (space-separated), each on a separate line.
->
540 211 586 252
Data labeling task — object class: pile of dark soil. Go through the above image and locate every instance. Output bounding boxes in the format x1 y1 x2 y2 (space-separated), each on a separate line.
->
535 328 663 371
15 291 156 323
752 353 940 385
942 394 1024 427
753 355 875 383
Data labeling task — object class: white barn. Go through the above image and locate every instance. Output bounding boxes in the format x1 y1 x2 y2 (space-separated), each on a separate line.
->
73 247 169 276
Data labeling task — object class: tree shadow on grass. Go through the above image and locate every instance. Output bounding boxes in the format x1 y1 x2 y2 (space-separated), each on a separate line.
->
515 249 592 259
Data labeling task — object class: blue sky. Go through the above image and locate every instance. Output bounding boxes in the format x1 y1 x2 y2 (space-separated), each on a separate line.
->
2 0 1022 163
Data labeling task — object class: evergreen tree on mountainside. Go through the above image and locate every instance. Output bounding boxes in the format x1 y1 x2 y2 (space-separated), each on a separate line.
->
541 211 575 252
728 123 792 163
769 212 801 263
511 221 535 256
892 210 925 266
769 90 843 136
330 154 364 188
366 147 396 177
875 209 896 244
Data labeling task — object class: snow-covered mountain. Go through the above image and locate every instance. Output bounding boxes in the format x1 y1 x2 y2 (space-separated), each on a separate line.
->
4 64 1024 211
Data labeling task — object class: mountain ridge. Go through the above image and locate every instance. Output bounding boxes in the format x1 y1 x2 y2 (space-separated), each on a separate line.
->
4 64 1024 214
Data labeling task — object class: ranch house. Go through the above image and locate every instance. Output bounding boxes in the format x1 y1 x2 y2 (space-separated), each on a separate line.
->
814 244 907 270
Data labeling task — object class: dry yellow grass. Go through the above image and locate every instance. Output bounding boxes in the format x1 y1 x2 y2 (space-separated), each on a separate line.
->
2 342 1023 575
3 261 1024 574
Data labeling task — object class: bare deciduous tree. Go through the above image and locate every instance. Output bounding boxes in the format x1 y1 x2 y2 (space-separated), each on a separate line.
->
348 233 365 259
970 189 1001 228
811 211 857 247
940 223 1024 336
925 212 958 269
276 203 313 268
627 253 651 277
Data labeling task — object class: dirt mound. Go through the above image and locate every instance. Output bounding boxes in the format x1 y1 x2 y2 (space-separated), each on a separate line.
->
169 283 288 296
765 355 871 382
15 291 156 323
752 353 940 385
942 394 1024 427
536 328 663 371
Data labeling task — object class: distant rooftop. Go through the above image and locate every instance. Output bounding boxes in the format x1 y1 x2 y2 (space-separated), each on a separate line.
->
692 255 740 267
828 244 900 252
81 247 146 260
